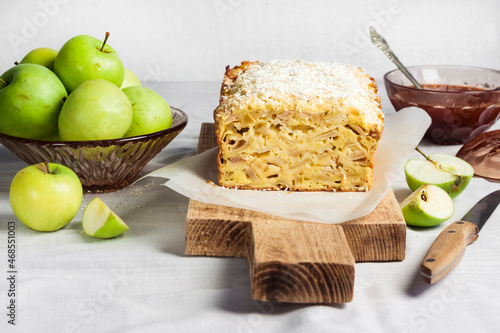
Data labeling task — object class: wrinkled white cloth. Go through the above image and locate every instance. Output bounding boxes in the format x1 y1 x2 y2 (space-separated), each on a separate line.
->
0 82 499 333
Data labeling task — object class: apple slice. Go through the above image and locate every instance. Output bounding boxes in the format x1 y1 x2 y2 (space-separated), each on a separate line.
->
405 149 474 199
83 198 129 238
400 184 454 227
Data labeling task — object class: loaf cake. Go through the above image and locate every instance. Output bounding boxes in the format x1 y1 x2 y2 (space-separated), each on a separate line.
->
214 60 383 191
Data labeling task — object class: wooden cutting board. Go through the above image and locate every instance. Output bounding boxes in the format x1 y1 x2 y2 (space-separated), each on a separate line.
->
185 123 406 303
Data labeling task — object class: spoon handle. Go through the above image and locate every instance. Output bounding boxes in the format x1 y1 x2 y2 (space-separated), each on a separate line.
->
369 27 422 89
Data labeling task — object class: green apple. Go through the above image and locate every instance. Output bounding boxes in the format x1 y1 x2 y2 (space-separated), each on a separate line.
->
40 130 62 141
121 68 142 89
122 86 172 137
9 162 83 232
54 32 124 93
0 63 67 139
83 197 129 238
19 47 58 71
58 79 132 141
400 184 454 227
405 149 474 199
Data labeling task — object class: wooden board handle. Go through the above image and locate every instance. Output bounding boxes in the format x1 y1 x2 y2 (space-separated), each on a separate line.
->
249 219 355 303
420 221 479 284
185 123 407 303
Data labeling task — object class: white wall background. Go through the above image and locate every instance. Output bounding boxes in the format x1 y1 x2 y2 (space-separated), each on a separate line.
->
1 0 499 82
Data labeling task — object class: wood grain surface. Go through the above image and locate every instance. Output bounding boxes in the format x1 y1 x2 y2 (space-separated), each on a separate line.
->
185 123 406 303
420 221 479 284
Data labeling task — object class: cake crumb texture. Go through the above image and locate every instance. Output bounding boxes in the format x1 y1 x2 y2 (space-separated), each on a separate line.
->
214 60 384 191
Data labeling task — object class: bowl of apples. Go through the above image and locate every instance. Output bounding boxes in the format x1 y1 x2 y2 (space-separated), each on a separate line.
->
0 33 188 192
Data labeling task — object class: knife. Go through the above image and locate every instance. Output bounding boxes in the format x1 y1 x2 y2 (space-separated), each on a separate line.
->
420 190 500 284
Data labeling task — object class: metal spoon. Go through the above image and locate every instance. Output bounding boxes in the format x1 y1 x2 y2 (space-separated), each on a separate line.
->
370 27 422 89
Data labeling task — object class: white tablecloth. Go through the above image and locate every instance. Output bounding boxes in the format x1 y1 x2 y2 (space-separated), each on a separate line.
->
1 81 499 333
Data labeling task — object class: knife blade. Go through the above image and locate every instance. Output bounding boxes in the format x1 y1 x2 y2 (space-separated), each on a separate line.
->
420 190 500 284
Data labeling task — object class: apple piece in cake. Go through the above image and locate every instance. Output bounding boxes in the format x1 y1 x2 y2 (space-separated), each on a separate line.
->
214 60 383 191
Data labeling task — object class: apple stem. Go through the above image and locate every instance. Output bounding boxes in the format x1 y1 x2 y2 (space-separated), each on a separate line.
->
44 161 51 175
415 147 431 161
100 32 110 52
14 61 19 65
0 78 7 89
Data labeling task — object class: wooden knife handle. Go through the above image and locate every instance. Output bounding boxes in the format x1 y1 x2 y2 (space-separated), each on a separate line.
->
420 221 479 284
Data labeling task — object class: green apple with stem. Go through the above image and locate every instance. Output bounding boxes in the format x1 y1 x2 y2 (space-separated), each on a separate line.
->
405 148 474 199
121 68 142 88
54 32 124 93
122 86 172 137
9 162 83 232
83 197 129 238
18 47 58 71
0 63 67 139
400 184 455 227
58 79 132 141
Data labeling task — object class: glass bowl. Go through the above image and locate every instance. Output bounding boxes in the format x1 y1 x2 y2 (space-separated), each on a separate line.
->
384 65 500 144
0 107 188 192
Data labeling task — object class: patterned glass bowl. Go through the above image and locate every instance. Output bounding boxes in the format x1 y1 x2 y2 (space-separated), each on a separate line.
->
0 107 188 193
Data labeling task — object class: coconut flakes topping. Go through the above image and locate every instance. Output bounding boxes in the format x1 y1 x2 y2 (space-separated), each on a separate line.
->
230 60 376 102
221 60 382 125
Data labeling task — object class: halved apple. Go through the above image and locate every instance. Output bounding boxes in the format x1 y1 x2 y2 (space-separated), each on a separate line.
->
400 184 454 227
405 151 474 199
82 197 129 238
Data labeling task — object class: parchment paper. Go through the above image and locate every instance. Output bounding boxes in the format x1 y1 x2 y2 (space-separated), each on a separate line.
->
144 107 431 224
